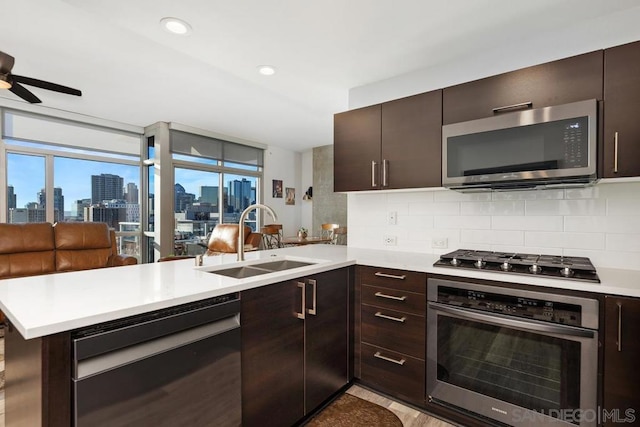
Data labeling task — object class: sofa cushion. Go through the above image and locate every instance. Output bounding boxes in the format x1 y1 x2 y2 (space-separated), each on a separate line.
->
54 222 113 272
0 223 56 278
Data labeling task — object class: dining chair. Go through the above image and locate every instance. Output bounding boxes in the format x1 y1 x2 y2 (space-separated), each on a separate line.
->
320 223 340 243
261 224 283 249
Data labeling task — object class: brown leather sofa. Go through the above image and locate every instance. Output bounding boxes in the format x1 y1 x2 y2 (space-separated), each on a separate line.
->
0 222 137 279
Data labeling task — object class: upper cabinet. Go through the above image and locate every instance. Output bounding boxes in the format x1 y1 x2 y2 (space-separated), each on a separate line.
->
442 51 603 125
603 41 640 178
334 90 442 192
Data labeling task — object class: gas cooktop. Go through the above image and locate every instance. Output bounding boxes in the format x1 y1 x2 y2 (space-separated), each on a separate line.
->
433 249 600 283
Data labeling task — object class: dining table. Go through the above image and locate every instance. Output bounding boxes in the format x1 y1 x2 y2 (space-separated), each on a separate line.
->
281 236 332 246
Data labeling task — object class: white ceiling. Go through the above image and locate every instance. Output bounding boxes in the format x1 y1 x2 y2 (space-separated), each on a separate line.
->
2 0 640 152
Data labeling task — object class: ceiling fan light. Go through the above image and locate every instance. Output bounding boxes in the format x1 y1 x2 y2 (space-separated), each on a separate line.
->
0 75 11 89
160 17 192 35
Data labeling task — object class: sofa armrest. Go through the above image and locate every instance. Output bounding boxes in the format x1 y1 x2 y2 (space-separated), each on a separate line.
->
107 254 138 267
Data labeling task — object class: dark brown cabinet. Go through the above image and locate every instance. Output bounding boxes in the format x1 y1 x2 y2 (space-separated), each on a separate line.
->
355 266 426 405
334 90 442 192
603 41 640 177
442 50 603 125
241 268 349 427
603 296 640 426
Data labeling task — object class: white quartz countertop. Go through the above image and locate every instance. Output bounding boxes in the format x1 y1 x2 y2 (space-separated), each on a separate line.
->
1 245 639 339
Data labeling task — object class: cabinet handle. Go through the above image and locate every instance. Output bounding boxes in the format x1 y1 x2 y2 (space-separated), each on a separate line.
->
617 302 622 352
375 311 406 323
492 101 533 114
371 160 378 187
614 132 619 174
382 159 389 187
374 351 406 366
296 282 306 320
374 291 407 301
307 279 317 316
374 272 406 280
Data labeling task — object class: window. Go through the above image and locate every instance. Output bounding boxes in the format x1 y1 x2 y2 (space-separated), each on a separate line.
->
2 110 142 260
6 153 46 223
168 128 263 256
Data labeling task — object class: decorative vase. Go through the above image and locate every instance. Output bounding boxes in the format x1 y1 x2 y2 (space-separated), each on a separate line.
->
298 231 307 239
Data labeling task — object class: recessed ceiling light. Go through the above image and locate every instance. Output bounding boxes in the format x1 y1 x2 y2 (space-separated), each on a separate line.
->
160 17 192 35
257 65 276 76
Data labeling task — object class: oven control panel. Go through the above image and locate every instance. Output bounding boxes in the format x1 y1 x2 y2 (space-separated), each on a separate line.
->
438 286 582 326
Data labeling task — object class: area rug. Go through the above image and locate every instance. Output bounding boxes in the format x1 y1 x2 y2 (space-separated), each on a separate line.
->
306 393 403 427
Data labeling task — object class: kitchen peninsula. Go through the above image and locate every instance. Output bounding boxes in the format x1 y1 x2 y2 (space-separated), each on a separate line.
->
1 244 639 426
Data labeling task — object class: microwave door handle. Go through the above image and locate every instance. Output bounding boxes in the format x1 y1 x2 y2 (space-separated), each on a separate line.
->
492 101 533 114
428 302 595 338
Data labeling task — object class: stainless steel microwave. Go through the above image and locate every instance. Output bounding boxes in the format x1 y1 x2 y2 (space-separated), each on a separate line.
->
442 99 598 191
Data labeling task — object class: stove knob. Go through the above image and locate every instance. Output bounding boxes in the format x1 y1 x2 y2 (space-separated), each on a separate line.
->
500 261 512 271
529 264 542 274
474 258 486 269
450 257 461 266
560 267 574 277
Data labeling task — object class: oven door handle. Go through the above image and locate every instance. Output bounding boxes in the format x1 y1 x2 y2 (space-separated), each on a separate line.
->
428 302 595 338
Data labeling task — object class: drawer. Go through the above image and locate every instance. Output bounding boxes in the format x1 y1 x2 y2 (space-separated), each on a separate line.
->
362 284 425 316
358 266 426 294
360 343 425 405
361 304 425 359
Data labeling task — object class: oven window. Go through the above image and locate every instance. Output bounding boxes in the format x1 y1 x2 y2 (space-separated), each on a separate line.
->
437 317 581 413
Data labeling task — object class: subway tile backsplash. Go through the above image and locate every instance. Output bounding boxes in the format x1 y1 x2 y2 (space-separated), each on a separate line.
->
347 181 640 270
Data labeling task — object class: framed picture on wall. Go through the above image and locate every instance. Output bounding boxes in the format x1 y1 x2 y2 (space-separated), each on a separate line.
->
272 179 283 198
285 187 295 205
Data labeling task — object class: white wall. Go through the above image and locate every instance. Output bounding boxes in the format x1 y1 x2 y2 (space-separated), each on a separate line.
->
348 180 640 270
263 145 302 236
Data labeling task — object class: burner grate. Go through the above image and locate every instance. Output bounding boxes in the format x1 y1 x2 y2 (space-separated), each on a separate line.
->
434 249 599 283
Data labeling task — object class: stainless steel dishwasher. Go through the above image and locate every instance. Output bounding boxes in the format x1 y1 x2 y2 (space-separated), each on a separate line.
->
72 293 241 427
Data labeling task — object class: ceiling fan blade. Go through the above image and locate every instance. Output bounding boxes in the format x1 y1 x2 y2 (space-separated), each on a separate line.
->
9 82 42 103
12 74 82 96
0 51 15 74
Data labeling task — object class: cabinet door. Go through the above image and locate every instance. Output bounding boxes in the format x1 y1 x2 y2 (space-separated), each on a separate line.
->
603 296 640 426
604 41 640 178
304 269 349 413
241 280 304 427
334 105 381 192
443 50 603 124
381 90 442 189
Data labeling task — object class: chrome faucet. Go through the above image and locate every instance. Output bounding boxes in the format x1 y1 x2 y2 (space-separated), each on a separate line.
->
237 203 278 261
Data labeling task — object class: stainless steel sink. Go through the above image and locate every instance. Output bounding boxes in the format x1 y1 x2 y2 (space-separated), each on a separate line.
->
207 259 316 279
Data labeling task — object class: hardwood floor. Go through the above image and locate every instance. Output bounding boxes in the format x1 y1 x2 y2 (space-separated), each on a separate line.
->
346 385 457 427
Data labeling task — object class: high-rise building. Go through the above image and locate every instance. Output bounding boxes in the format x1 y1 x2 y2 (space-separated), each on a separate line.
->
228 179 253 212
7 185 16 209
37 187 65 222
74 199 92 220
85 203 126 229
200 186 218 205
125 182 139 204
174 183 195 212
92 174 124 204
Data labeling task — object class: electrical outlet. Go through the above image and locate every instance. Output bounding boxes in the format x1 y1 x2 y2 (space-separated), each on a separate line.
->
431 237 448 249
383 235 397 246
387 211 397 225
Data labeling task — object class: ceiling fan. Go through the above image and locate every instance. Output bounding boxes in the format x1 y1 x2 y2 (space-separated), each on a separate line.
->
0 50 82 104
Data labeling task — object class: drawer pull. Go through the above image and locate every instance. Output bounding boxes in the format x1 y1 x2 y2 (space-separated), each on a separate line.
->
374 351 406 366
374 291 407 301
614 131 619 174
375 312 406 323
617 302 622 352
374 272 406 280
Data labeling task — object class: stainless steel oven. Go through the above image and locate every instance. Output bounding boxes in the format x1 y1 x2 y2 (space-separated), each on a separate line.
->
427 278 599 427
